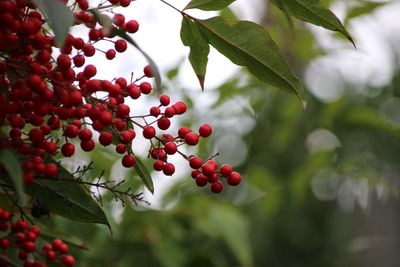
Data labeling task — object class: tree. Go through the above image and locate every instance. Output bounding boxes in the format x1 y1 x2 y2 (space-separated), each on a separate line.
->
0 0 390 266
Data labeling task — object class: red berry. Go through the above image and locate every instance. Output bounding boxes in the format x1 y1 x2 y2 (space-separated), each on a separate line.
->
185 132 199 146
120 131 134 144
115 144 126 154
164 107 175 118
80 139 95 151
189 157 202 169
122 154 135 168
78 128 92 141
159 95 170 106
202 163 216 177
44 163 58 178
172 101 187 115
143 126 156 139
199 124 212 137
61 143 75 157
126 20 139 33
143 64 153 77
46 250 57 261
227 172 241 186
164 142 177 155
61 255 75 267
99 111 113 125
219 164 232 177
73 55 85 67
106 49 116 60
83 64 97 78
23 241 35 252
64 125 79 138
150 106 160 117
153 160 164 171
211 181 223 193
139 82 152 94
29 128 44 144
157 117 170 130
99 132 113 146
178 127 191 138
117 104 130 116
195 174 208 187
115 39 127 52
163 163 175 176
57 54 71 69
0 238 10 249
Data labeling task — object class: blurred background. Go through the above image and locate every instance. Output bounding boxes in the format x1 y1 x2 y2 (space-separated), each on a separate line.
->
45 0 400 266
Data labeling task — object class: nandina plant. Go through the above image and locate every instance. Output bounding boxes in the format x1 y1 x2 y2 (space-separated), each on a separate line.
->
0 0 353 265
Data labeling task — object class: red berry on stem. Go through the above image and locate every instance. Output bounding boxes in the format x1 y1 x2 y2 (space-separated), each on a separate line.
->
185 132 199 146
99 132 113 146
159 95 170 106
211 181 223 193
178 127 191 139
139 82 152 94
116 144 126 154
61 255 75 267
157 117 170 130
189 157 202 169
80 139 95 151
143 64 153 77
153 160 164 171
61 143 75 157
227 172 241 186
199 124 212 137
122 154 135 168
115 39 127 52
143 126 156 139
220 164 232 177
78 128 92 141
126 20 139 33
164 142 177 155
195 174 208 187
163 163 175 176
202 163 216 177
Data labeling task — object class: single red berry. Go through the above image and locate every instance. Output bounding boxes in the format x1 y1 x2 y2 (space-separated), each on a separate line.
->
44 164 58 178
153 160 164 171
99 111 113 125
220 164 232 177
195 174 208 187
0 238 10 249
78 128 92 141
202 163 216 177
23 241 35 252
164 107 175 118
157 117 171 130
143 64 153 77
208 173 219 183
185 132 199 146
189 157 202 169
139 82 152 94
211 181 223 193
161 134 174 144
61 255 75 267
122 154 135 168
172 101 187 115
80 139 95 151
164 142 177 155
191 170 200 178
125 20 139 33
64 125 79 138
23 173 34 185
106 49 116 60
178 127 191 138
46 250 57 261
61 143 75 157
115 39 127 52
113 13 125 26
227 172 241 186
120 131 134 144
57 54 71 69
199 124 212 137
68 90 83 106
150 106 160 117
163 163 175 176
99 132 113 146
72 55 85 67
59 243 69 254
117 104 130 116
159 94 170 106
29 128 44 144
143 126 156 139
115 144 126 154
83 64 97 78
128 84 141 99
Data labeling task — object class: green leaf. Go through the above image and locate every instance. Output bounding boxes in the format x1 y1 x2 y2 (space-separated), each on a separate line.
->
36 221 90 250
184 0 236 11
32 0 74 46
195 16 306 107
346 1 387 22
25 159 109 226
133 157 154 194
270 0 354 46
180 17 210 90
0 255 22 267
0 150 27 207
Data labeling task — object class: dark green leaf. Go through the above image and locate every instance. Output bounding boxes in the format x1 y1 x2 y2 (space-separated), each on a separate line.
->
36 221 90 250
25 159 109 226
0 255 21 267
133 157 154 194
195 16 306 107
180 17 210 90
270 0 354 46
0 150 26 207
32 0 74 46
184 0 235 11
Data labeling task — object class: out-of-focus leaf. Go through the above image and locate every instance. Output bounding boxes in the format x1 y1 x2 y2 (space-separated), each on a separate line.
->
346 1 387 22
0 150 26 207
209 204 253 265
36 221 90 250
270 0 354 46
181 17 210 90
0 255 21 267
25 158 109 226
219 7 237 20
32 0 74 46
133 157 154 194
195 16 306 108
184 0 235 11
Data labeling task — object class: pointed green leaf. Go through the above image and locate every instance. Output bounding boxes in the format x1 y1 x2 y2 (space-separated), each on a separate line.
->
195 16 306 107
32 0 74 46
184 0 235 11
133 157 154 194
180 16 210 90
346 1 387 22
270 0 354 45
25 159 109 226
0 150 26 207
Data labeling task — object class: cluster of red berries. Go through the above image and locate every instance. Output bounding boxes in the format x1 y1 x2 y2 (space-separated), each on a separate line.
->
0 208 75 267
0 0 241 198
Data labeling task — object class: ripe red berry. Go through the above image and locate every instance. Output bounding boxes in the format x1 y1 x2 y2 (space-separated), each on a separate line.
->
126 20 139 33
80 139 95 151
178 127 191 138
199 124 212 137
106 49 116 60
57 54 71 69
157 117 171 130
0 238 10 249
72 55 85 67
219 164 232 177
163 163 175 176
185 132 199 146
29 128 44 144
44 163 58 178
211 181 223 193
83 64 97 78
99 111 113 125
164 142 177 155
139 82 152 94
115 144 126 154
189 157 202 169
143 64 153 77
46 250 57 261
195 174 208 187
142 126 156 139
117 104 130 116
120 130 134 143
99 132 113 146
159 94 170 106
122 154 135 168
153 160 164 171
61 143 75 157
64 125 79 138
150 106 160 117
78 128 92 141
172 101 187 115
227 172 241 186
23 241 35 252
61 255 75 267
164 107 175 118
115 39 127 52
68 90 83 106
202 163 216 177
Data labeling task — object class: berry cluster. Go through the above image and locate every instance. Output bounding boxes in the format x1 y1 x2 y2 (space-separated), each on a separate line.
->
0 0 241 203
0 208 75 267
